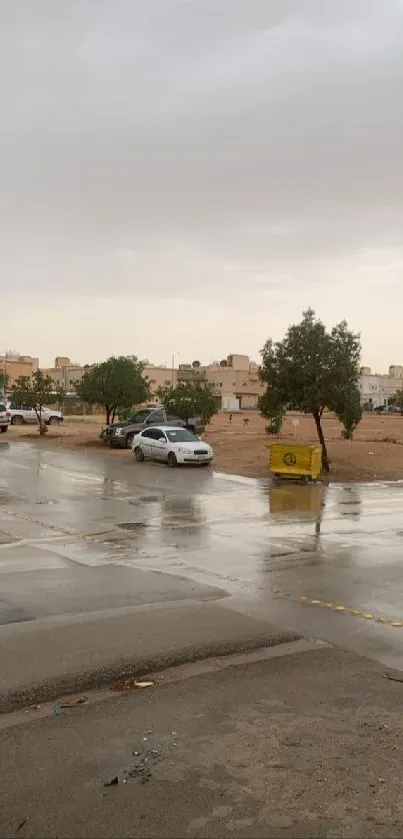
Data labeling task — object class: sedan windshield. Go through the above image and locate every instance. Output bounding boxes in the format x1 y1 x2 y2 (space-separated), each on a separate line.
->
166 429 198 443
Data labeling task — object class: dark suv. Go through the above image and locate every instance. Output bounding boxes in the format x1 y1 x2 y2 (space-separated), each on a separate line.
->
100 406 204 449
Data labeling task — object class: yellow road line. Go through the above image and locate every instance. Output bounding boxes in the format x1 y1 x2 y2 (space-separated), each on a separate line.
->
272 586 402 628
0 507 93 543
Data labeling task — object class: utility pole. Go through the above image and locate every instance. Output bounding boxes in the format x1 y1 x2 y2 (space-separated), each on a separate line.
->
171 352 179 387
0 350 8 402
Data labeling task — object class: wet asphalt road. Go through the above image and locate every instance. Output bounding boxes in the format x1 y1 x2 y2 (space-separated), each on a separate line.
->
2 441 403 668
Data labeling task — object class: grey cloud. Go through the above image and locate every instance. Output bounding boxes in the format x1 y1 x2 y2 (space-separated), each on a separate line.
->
1 0 403 302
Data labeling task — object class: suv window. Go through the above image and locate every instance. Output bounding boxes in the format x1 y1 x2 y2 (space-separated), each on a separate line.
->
129 410 151 423
147 410 164 423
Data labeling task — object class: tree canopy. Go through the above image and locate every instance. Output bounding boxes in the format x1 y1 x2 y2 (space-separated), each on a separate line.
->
157 381 217 424
0 372 8 401
260 309 362 470
392 389 403 415
10 371 55 434
76 356 150 424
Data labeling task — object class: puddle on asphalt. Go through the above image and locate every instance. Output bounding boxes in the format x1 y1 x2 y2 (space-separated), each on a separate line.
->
118 522 150 531
35 499 58 505
0 530 19 545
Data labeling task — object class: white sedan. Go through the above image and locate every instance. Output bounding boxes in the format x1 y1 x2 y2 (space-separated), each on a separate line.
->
131 426 213 467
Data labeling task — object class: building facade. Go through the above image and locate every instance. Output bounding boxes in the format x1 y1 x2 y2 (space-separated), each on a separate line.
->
204 354 264 409
10 351 264 410
0 354 39 385
144 355 264 409
359 365 403 408
41 358 86 392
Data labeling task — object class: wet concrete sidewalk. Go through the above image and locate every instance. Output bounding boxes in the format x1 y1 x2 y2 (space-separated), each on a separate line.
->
3 441 403 698
2 643 403 839
0 600 297 710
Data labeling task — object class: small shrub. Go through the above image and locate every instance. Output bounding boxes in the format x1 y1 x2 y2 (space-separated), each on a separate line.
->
265 413 284 435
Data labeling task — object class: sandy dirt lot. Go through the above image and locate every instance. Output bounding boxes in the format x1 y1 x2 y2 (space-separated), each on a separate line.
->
5 410 403 483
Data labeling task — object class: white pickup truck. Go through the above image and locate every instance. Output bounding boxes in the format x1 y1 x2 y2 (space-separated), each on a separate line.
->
7 403 64 426
0 402 11 433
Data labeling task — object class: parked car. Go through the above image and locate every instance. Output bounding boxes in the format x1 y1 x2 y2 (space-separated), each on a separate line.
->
132 426 213 467
101 406 205 449
7 404 64 426
0 403 10 433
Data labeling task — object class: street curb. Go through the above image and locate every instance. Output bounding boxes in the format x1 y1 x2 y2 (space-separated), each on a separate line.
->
0 630 300 713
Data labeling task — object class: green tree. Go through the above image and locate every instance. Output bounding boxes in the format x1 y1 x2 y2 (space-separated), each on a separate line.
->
260 309 361 471
53 386 66 410
258 388 285 435
0 372 8 401
10 371 55 435
337 388 363 439
393 389 403 416
75 356 150 424
157 381 217 425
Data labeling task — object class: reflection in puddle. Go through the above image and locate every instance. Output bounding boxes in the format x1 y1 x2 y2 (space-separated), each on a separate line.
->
269 483 324 517
334 486 362 521
156 496 208 550
161 496 206 528
259 483 326 574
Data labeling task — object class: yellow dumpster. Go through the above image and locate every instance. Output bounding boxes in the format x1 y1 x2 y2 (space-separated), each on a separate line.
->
268 443 322 481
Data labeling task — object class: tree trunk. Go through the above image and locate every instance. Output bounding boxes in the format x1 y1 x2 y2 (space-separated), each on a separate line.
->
313 410 329 472
35 407 45 436
105 406 111 425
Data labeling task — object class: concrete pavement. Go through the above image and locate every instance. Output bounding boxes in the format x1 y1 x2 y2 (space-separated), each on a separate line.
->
0 600 297 710
2 643 403 839
3 441 403 701
3 443 403 836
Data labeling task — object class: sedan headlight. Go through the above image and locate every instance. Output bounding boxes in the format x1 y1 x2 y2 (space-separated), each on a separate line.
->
178 447 189 453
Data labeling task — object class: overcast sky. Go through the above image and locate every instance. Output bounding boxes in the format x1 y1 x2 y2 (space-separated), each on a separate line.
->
1 0 403 370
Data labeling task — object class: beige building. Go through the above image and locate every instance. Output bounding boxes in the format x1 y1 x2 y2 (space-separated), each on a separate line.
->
36 352 264 410
143 355 264 409
41 358 86 392
143 364 177 402
204 354 264 409
145 355 264 409
0 354 39 385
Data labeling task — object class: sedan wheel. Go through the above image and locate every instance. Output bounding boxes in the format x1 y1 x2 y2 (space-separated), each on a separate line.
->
134 446 145 462
167 451 178 468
